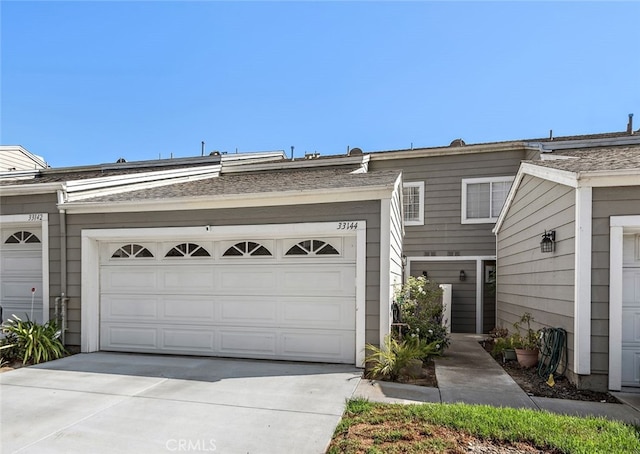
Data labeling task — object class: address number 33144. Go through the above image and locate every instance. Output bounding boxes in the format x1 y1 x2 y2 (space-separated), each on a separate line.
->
336 222 358 230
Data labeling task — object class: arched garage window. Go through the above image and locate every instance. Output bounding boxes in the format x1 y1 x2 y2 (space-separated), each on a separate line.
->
5 231 40 244
223 241 272 257
285 240 339 256
165 243 211 257
111 244 154 258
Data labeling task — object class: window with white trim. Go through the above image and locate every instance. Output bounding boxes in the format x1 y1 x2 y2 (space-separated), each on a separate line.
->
403 181 424 226
461 176 514 224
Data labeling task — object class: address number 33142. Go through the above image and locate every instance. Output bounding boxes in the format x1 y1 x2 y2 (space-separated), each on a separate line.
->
336 222 358 230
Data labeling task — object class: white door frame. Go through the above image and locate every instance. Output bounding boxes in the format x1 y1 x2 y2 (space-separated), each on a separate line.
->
609 215 640 390
0 213 50 322
81 221 367 366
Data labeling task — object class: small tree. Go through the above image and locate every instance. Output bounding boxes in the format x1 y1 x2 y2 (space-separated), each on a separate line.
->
395 276 450 353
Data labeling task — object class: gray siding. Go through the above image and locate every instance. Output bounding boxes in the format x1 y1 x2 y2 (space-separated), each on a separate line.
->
410 261 476 333
591 186 640 382
370 149 525 257
496 175 576 370
65 201 382 347
371 148 525 333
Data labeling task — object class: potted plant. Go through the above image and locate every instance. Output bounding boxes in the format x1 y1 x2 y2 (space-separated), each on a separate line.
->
487 327 517 362
509 312 540 368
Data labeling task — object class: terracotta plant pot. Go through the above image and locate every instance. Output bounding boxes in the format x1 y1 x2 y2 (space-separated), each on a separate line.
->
515 348 539 368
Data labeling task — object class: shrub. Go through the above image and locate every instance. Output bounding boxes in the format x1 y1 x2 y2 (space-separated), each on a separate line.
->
2 315 66 364
395 276 449 353
364 335 441 381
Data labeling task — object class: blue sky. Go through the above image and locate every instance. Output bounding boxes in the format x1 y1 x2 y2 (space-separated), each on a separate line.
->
2 1 639 167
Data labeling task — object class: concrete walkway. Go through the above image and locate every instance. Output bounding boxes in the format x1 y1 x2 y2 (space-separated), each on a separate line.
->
354 333 640 426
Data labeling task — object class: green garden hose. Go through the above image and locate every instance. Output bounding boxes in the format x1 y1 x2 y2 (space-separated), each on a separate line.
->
537 327 568 379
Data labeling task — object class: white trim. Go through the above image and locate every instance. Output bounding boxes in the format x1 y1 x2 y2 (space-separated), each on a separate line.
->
405 255 496 334
574 187 592 375
355 224 367 367
609 216 640 390
476 259 483 333
609 225 624 390
0 213 50 323
402 181 425 226
379 198 392 348
461 176 515 224
0 182 64 196
60 184 396 214
81 221 367 366
65 165 221 201
494 164 577 234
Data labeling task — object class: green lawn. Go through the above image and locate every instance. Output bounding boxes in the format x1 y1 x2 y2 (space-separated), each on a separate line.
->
328 398 640 453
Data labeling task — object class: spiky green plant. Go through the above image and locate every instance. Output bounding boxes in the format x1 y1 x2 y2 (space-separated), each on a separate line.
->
2 315 66 364
364 335 441 381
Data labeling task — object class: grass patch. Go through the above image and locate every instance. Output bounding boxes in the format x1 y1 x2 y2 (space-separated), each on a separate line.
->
328 399 640 453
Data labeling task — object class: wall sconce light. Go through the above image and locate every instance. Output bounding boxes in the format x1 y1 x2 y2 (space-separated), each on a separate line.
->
422 271 428 278
401 255 407 267
540 230 556 253
459 270 466 281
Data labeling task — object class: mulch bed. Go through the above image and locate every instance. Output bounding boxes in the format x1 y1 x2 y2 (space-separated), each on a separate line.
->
481 340 619 403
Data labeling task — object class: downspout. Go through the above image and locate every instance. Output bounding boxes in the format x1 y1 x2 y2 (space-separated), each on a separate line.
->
55 189 69 344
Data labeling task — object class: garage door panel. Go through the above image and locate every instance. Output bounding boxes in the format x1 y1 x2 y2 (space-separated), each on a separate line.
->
101 326 157 349
282 331 351 360
101 268 157 292
163 296 216 321
281 298 354 328
281 267 355 296
101 295 158 319
162 329 215 351
1 251 41 275
219 331 277 355
162 269 215 292
219 298 277 324
218 269 277 292
621 349 640 386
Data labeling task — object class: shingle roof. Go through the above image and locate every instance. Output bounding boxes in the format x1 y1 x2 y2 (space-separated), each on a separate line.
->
527 146 640 173
80 168 401 203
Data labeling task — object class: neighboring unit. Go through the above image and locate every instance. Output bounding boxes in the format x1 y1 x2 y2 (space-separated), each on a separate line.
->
495 144 640 391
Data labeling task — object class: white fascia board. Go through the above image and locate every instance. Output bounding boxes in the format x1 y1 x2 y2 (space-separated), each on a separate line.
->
60 184 395 214
66 172 220 202
577 170 640 188
65 164 221 193
494 163 578 234
220 154 369 174
0 182 64 196
519 162 578 188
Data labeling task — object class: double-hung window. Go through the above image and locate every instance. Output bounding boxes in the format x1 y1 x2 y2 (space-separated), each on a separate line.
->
403 181 424 226
461 176 514 224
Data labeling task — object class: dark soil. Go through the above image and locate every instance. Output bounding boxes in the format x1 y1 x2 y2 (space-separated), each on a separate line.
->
481 340 619 403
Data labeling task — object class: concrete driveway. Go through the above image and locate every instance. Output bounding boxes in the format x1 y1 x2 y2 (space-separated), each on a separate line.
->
0 352 361 454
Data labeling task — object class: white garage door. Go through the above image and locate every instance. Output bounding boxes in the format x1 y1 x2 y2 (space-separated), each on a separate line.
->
622 234 640 387
0 229 43 324
99 236 356 363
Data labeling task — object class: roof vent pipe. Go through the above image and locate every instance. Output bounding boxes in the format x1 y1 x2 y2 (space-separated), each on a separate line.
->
628 113 634 135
